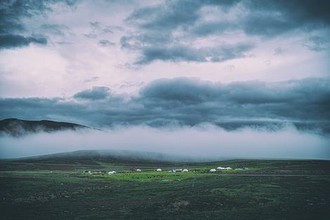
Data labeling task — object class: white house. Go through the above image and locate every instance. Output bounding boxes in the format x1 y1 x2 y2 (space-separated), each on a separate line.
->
136 169 142 172
210 169 216 172
182 169 188 172
108 171 116 175
156 168 162 172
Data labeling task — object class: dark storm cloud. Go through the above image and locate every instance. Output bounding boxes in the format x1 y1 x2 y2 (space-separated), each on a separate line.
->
246 0 330 25
126 0 241 31
241 0 330 37
134 43 253 64
1 78 329 134
137 78 330 132
73 87 111 100
0 34 47 49
122 0 330 64
128 0 330 36
0 0 77 49
0 98 84 120
0 92 127 127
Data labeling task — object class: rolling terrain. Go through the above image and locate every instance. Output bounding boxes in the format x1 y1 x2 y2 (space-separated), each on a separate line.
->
1 151 329 219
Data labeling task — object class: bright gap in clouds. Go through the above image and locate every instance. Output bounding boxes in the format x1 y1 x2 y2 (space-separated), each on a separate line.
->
0 125 329 160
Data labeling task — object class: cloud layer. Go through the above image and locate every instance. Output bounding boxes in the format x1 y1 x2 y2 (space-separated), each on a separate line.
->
2 0 329 64
73 86 111 100
0 0 76 49
122 0 330 64
1 78 329 135
1 126 329 160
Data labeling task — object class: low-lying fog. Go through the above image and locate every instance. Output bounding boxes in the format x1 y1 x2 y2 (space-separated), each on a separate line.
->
0 125 329 160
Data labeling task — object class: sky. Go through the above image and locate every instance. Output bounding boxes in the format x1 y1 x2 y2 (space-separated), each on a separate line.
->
0 0 330 159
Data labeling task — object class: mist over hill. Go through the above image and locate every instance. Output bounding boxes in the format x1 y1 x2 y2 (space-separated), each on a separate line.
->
0 118 88 137
11 149 214 164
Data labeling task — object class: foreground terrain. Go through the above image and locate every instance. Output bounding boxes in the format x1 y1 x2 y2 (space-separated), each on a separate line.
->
0 154 329 220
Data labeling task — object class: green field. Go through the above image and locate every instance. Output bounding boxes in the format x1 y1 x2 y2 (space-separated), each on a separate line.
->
1 158 329 220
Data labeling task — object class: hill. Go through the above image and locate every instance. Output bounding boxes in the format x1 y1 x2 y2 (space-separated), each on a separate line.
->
0 118 88 136
2 150 212 170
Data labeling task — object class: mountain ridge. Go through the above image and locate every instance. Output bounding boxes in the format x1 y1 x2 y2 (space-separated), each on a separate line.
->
0 118 88 136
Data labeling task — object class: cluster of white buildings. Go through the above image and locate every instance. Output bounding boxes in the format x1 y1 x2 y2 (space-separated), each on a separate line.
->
156 168 189 172
85 166 248 175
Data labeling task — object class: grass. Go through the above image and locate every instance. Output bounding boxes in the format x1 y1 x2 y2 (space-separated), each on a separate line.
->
0 159 329 219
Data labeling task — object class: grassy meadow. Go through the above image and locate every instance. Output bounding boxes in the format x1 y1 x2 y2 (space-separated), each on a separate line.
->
1 158 329 219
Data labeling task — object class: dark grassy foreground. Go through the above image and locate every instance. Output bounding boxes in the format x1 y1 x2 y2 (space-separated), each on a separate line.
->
0 158 329 220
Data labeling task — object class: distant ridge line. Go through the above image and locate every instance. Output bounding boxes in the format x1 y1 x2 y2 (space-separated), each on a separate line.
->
0 118 89 136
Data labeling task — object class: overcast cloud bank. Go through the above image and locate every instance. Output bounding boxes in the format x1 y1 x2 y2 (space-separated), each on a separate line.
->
1 78 329 135
123 0 330 64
